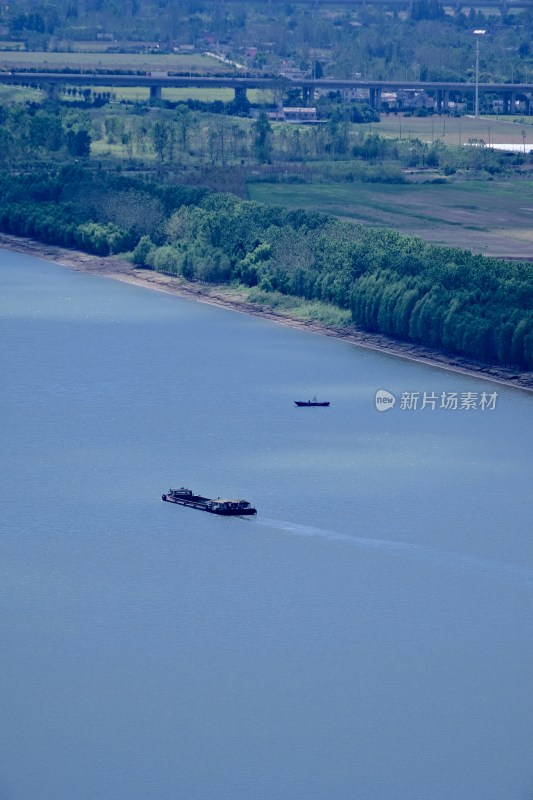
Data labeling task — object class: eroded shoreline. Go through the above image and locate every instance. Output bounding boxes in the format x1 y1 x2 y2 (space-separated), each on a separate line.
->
2 232 532 393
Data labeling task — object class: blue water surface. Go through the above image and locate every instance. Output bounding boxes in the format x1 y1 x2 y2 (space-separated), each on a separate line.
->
1 250 532 800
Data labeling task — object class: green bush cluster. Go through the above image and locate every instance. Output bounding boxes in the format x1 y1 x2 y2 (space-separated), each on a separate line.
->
136 193 533 369
0 171 134 255
1 167 531 370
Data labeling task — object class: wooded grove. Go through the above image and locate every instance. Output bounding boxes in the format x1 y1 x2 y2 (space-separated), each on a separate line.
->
1 167 531 370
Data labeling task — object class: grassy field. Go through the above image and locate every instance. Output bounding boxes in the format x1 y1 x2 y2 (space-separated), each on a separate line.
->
0 84 44 103
0 50 231 73
248 179 533 260
364 114 533 148
60 86 270 104
90 138 156 161
245 288 352 326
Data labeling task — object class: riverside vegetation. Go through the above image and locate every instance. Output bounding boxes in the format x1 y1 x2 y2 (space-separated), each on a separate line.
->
0 165 531 371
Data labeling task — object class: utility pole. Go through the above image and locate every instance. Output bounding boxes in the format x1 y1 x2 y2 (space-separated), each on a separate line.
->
474 29 486 119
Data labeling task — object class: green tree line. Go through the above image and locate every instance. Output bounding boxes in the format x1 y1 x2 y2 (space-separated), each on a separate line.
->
0 166 531 370
1 102 525 182
0 104 92 165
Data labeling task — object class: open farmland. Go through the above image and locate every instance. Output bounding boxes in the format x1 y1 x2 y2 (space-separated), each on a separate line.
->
0 50 231 74
0 84 43 103
248 179 533 260
364 113 533 149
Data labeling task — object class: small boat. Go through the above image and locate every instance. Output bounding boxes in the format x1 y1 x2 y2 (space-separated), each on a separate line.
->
294 396 330 407
162 487 257 516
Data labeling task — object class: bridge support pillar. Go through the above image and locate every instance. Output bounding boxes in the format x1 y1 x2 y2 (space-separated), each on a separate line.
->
502 92 509 114
502 91 516 115
369 87 381 110
436 90 449 113
150 85 162 102
45 82 59 101
302 86 315 106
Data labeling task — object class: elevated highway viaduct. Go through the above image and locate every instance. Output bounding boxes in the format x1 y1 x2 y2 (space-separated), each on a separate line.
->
195 0 533 8
1 71 531 114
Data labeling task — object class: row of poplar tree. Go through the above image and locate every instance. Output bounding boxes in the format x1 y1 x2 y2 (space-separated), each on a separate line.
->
0 167 531 370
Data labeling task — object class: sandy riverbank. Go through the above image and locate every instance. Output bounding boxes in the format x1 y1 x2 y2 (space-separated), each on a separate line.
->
2 232 532 393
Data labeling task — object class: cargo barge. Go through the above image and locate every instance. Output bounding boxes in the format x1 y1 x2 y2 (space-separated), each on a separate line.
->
295 397 330 407
162 487 257 516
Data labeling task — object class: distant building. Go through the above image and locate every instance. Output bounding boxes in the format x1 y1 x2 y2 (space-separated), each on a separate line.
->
249 107 318 123
283 107 318 123
397 90 436 110
381 92 397 107
338 87 369 101
266 110 284 121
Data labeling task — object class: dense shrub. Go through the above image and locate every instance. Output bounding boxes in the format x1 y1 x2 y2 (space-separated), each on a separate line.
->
0 168 531 370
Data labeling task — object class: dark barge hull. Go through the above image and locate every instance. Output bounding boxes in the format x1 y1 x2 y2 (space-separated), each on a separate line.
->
294 401 330 407
162 494 257 516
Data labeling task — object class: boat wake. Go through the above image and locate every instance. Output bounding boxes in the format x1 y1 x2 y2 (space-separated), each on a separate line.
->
257 517 533 590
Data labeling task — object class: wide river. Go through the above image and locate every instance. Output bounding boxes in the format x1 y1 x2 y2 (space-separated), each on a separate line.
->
1 250 532 800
